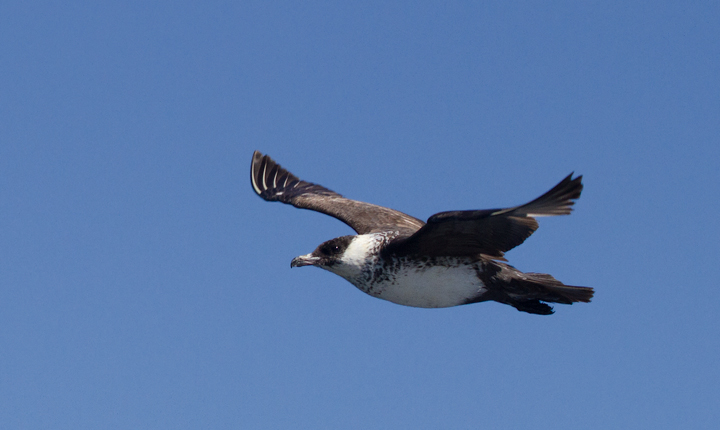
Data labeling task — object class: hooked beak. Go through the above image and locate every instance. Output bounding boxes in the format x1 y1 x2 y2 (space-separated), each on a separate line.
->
290 253 319 268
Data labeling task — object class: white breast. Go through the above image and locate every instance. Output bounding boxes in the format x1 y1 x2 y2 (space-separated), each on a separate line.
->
364 258 488 308
324 234 488 308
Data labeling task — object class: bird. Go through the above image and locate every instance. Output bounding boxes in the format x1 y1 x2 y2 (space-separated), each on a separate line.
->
250 150 593 315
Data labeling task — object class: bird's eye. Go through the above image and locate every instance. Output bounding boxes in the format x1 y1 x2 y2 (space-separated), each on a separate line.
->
321 244 340 255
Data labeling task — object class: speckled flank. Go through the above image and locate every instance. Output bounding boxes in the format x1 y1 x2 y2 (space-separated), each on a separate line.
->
377 257 489 308
312 230 591 313
320 232 489 308
335 245 489 308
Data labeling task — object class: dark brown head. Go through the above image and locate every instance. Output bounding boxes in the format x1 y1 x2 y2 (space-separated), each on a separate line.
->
290 235 355 268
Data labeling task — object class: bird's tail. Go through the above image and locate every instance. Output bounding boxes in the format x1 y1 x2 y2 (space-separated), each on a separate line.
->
525 272 594 303
503 272 594 315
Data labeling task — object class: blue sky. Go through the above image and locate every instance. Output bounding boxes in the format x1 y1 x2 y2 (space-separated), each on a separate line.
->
1 1 719 428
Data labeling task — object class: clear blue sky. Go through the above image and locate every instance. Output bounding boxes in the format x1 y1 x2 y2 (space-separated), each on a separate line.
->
2 1 719 428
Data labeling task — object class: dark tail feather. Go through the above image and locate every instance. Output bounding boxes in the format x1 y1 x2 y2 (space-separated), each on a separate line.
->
504 272 594 315
511 300 555 315
524 272 594 304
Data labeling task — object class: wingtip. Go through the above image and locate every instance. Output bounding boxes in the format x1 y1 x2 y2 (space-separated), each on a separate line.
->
568 172 584 190
250 151 264 195
252 150 265 167
250 151 308 201
517 172 584 218
563 172 583 186
251 150 276 196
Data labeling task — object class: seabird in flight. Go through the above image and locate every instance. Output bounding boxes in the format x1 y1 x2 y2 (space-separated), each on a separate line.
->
251 151 593 315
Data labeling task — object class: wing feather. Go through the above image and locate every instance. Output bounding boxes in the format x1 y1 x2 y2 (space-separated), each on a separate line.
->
387 174 583 259
251 151 425 235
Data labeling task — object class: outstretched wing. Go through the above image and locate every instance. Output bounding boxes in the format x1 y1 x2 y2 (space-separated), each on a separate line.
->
387 174 583 259
251 151 425 235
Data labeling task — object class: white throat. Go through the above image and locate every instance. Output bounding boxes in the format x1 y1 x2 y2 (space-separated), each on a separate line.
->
340 234 383 266
325 233 386 280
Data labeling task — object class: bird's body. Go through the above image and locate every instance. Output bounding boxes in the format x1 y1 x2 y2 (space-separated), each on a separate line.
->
310 232 488 308
251 151 593 315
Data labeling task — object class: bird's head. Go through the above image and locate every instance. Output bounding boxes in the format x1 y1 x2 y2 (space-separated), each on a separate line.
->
290 235 354 268
291 234 383 280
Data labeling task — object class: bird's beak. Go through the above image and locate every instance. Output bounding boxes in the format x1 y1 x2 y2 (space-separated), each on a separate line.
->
290 253 319 268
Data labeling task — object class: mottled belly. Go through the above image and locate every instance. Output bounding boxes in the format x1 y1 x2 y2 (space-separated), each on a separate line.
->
359 259 488 308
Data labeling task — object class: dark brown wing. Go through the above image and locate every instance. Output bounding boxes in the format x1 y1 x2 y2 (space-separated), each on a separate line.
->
387 174 583 259
251 151 425 235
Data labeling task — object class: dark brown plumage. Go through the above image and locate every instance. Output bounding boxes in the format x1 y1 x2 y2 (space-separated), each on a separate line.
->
251 150 593 314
